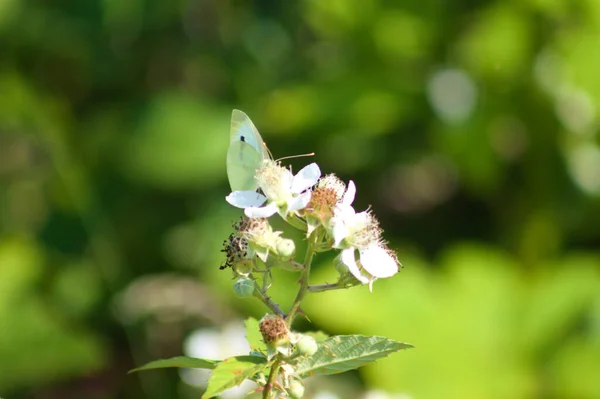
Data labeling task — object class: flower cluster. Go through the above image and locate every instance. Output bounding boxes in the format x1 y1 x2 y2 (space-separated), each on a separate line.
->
224 160 401 290
136 111 411 399
226 160 321 219
221 217 296 272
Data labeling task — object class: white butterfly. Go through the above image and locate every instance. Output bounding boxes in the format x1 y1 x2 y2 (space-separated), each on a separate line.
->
226 109 272 192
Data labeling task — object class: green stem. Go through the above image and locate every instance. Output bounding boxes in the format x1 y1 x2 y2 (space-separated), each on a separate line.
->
253 280 285 317
307 282 352 292
263 358 282 399
286 233 317 327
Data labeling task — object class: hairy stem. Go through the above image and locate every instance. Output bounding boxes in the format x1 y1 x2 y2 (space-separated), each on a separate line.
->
263 358 282 399
253 280 285 317
286 233 318 327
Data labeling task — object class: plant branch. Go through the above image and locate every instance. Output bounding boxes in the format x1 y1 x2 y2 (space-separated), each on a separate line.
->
307 282 352 292
253 280 285 317
262 358 282 399
286 233 318 327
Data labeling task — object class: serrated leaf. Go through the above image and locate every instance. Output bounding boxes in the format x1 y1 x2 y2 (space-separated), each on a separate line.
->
295 335 413 378
129 356 218 373
202 355 267 399
245 317 266 352
304 330 329 342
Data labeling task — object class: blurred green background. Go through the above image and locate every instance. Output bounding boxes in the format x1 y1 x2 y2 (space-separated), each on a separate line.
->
1 0 600 398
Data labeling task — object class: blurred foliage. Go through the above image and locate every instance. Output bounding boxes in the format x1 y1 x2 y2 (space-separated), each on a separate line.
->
1 0 600 398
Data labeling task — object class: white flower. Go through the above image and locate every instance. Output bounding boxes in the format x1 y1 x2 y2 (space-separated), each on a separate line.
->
329 180 399 290
337 244 399 291
329 181 378 248
226 161 321 219
240 217 281 262
304 174 351 236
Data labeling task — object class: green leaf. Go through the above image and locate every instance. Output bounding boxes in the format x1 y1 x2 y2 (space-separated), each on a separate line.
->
245 317 266 353
295 335 413 378
202 355 267 399
129 356 218 373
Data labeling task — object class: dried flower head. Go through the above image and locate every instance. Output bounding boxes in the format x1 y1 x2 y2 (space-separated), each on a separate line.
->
259 314 289 344
220 227 251 270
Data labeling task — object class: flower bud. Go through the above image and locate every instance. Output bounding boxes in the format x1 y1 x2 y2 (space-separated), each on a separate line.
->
233 277 255 298
288 380 305 398
275 238 295 260
296 336 318 356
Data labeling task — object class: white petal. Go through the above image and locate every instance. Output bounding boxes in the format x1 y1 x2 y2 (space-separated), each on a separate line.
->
331 203 356 247
291 163 321 194
334 203 356 219
280 168 294 190
368 279 376 292
287 191 312 212
245 203 278 218
226 191 267 208
342 180 356 206
255 247 269 262
332 220 349 247
340 248 369 284
352 211 372 230
360 245 398 278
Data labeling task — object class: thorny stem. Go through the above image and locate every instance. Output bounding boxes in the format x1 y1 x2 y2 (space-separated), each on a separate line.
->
250 224 327 394
286 232 318 327
263 358 282 399
253 280 285 317
255 240 321 396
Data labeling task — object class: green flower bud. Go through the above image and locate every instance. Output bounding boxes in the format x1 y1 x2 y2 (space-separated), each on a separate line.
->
276 238 295 260
233 277 255 298
296 336 318 356
288 380 305 398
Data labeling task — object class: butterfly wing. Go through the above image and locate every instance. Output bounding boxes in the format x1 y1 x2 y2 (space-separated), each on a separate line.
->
227 140 263 191
226 110 271 191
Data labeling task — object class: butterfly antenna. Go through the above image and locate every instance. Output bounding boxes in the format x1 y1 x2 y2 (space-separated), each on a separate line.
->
276 152 315 162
